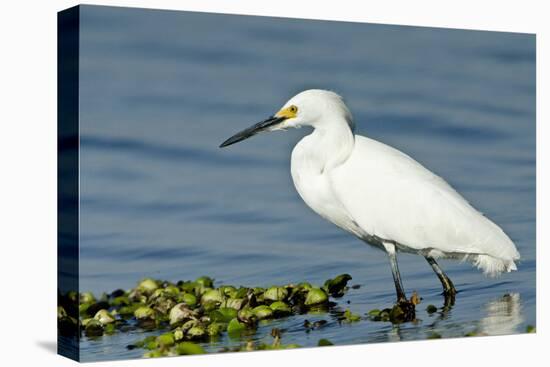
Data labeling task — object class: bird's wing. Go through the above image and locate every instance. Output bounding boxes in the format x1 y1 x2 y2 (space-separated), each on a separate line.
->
330 135 519 262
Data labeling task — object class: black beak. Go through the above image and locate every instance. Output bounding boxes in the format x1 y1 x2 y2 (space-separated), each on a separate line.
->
219 116 286 148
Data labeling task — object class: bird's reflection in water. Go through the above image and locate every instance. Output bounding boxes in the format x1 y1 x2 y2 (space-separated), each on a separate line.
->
479 293 523 336
384 293 523 341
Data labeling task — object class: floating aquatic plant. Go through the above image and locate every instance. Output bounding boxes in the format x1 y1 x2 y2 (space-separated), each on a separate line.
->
58 273 425 357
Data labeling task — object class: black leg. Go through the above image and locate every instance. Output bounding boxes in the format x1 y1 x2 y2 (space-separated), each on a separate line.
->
425 256 457 303
386 246 407 303
383 242 415 322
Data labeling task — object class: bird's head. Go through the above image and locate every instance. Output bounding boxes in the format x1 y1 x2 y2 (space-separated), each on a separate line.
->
219 89 354 148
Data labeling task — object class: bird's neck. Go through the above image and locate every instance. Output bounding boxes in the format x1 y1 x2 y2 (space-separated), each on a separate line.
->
309 123 355 171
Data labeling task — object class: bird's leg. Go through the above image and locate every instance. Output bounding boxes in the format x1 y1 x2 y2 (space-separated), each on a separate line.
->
425 256 457 305
384 243 407 303
383 242 416 322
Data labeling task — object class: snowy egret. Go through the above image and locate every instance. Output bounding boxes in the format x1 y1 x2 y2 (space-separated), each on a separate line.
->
220 89 520 313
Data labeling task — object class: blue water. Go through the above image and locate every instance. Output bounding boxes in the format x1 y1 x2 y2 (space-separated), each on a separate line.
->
76 5 535 361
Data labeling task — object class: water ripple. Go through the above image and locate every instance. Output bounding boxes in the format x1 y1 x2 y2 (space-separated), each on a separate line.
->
81 135 276 167
369 113 509 141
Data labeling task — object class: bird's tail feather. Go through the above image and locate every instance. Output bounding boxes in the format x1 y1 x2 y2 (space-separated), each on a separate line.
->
463 254 518 277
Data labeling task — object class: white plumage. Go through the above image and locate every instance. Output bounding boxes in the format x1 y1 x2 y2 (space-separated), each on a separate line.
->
294 133 519 275
221 89 520 305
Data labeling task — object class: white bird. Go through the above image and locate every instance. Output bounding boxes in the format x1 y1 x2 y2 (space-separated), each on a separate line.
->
220 89 520 314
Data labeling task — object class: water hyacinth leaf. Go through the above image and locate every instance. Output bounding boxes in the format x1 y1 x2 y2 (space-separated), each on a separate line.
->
218 307 238 322
201 289 224 304
252 287 265 296
104 323 116 335
252 305 274 320
173 328 184 341
118 303 140 317
264 287 288 302
202 300 219 312
219 285 237 297
318 338 334 346
367 309 381 317
128 291 147 304
235 287 249 299
164 285 180 296
80 292 96 304
156 333 175 347
94 309 115 325
169 303 194 325
178 281 197 293
227 318 246 336
323 274 352 297
270 301 291 316
137 278 159 294
134 306 155 320
84 319 104 337
195 276 214 288
145 340 159 350
206 309 222 323
85 301 110 317
181 293 197 307
71 274 435 354
187 325 206 340
176 342 205 355
151 296 176 315
305 288 328 306
132 335 156 349
342 309 361 322
181 319 199 333
111 296 130 307
238 308 256 323
81 318 93 327
143 350 164 358
207 322 226 337
150 289 165 300
79 303 91 315
222 298 245 310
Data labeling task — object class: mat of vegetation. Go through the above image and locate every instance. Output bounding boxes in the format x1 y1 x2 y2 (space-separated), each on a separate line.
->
57 274 535 358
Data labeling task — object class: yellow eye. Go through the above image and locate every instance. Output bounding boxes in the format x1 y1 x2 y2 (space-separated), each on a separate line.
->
275 105 299 119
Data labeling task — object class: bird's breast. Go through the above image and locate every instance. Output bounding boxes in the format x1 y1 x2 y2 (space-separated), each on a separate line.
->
291 139 359 235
